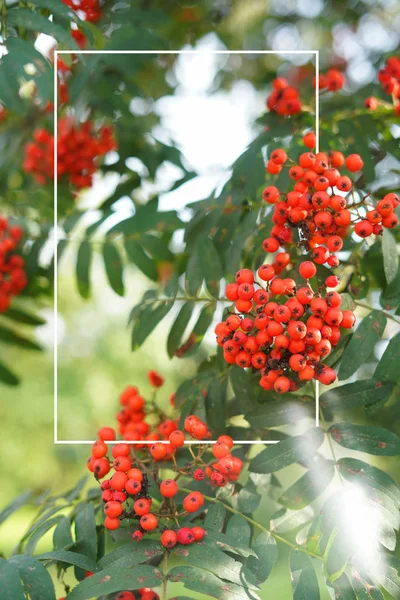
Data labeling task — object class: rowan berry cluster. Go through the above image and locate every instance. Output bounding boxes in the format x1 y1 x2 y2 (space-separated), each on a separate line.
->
313 69 345 91
263 136 398 262
87 372 243 551
377 56 400 115
216 265 355 392
62 0 102 22
0 218 27 312
23 117 116 190
115 590 159 600
266 78 302 116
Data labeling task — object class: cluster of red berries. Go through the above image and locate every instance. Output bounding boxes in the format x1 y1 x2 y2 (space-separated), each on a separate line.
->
23 117 116 190
378 56 400 115
216 265 355 392
262 136 398 263
115 591 159 600
87 373 243 548
0 218 27 312
62 0 102 21
313 69 345 91
266 78 302 116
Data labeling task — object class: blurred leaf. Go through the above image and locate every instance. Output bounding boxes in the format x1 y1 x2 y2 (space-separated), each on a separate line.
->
246 397 314 428
230 366 256 411
7 8 79 49
53 516 73 551
0 360 20 386
103 243 125 296
237 479 262 514
278 459 334 510
0 491 31 526
0 325 42 351
3 307 46 326
320 379 395 410
329 423 400 455
290 550 320 600
382 229 399 284
76 242 92 299
124 239 158 281
374 332 400 383
337 458 400 507
8 555 56 600
338 311 387 381
186 235 223 297
249 428 324 473
131 298 172 351
270 506 314 533
167 302 194 357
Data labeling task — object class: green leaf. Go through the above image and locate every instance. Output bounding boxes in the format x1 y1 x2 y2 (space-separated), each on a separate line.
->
278 459 335 510
174 542 258 589
0 325 42 351
382 229 399 284
7 8 79 49
186 235 223 297
3 307 46 326
206 532 256 558
237 479 262 514
246 532 278 585
53 516 73 550
0 560 26 600
226 514 251 547
0 359 20 386
185 303 216 354
329 423 400 455
97 539 162 569
249 428 324 473
74 503 97 561
37 551 97 573
270 506 314 533
337 458 400 507
290 550 320 600
320 379 395 410
103 243 124 296
124 239 158 281
230 366 256 410
0 491 31 526
338 311 387 380
204 503 226 532
374 333 400 383
246 397 314 428
66 565 162 600
167 302 194 357
25 517 64 555
131 298 172 350
168 566 258 600
8 555 56 600
76 242 92 299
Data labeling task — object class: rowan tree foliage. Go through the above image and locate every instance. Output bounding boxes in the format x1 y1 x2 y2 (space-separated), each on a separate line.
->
0 2 400 600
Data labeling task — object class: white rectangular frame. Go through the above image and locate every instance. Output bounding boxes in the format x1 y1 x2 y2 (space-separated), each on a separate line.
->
54 49 320 445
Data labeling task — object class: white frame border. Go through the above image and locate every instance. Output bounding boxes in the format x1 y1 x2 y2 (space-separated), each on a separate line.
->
53 49 320 445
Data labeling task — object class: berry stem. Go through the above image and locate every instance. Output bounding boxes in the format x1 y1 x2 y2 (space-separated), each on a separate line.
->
354 300 400 325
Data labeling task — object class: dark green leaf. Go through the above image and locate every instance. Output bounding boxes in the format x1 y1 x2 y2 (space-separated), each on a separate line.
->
186 235 223 297
290 550 320 600
270 507 314 533
0 491 31 526
246 532 278 585
246 397 314 428
0 359 20 386
168 566 257 600
131 299 172 350
226 514 251 547
74 503 97 561
67 565 162 600
3 307 46 326
374 333 400 383
76 242 92 299
237 479 262 514
25 517 64 555
97 539 162 569
7 8 79 49
230 366 256 410
53 516 73 550
249 428 324 473
382 229 399 284
337 458 400 507
0 325 42 351
204 503 226 532
103 243 124 296
37 551 97 573
167 302 194 357
338 311 387 380
329 423 400 455
0 560 26 600
320 379 395 410
8 555 56 600
278 459 335 510
124 239 158 281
